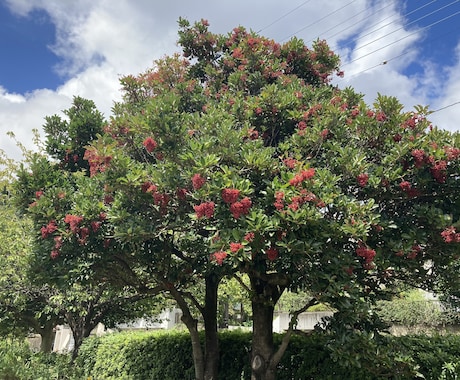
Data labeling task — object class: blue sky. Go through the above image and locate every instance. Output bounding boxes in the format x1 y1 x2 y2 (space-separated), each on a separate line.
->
0 0 459 161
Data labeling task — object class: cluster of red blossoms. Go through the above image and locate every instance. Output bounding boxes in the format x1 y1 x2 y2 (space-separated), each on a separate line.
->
289 168 315 187
274 189 324 211
396 244 422 259
221 187 252 219
266 246 278 261
41 220 58 239
192 174 206 190
83 148 112 177
356 243 376 267
409 149 449 184
211 251 227 265
357 173 369 187
194 202 215 219
441 227 460 243
143 137 158 153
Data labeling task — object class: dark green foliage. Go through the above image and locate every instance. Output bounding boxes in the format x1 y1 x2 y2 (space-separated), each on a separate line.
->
68 330 460 379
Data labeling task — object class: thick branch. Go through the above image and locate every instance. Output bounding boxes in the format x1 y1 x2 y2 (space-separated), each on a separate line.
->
271 297 318 367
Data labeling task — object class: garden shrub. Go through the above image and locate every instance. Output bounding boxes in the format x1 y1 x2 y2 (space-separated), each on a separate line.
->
6 330 460 379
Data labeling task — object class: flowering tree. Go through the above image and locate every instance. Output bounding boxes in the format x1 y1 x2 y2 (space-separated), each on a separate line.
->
13 98 163 360
14 19 460 379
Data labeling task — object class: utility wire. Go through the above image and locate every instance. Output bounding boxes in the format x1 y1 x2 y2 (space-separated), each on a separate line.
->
432 101 460 114
348 0 460 55
338 23 460 80
256 0 313 33
341 10 460 67
307 0 397 45
331 0 438 51
281 0 358 41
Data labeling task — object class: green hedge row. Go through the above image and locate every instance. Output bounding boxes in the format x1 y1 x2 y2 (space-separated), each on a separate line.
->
72 330 460 380
3 331 460 379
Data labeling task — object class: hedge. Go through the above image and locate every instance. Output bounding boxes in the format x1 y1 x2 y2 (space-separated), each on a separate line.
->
72 330 460 380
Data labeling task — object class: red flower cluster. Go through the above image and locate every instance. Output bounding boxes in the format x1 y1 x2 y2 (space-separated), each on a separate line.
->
194 202 215 219
289 168 315 187
141 181 158 193
411 149 426 168
244 232 255 242
222 188 240 204
83 148 112 177
266 246 278 261
64 214 84 234
192 174 206 190
356 243 376 265
143 137 158 153
283 157 298 169
229 197 252 219
230 242 244 252
211 251 227 265
430 160 447 183
41 220 58 239
445 146 460 160
274 191 285 211
357 173 369 187
441 226 460 243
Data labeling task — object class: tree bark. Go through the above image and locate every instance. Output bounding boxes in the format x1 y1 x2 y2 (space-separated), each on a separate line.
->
250 277 280 380
39 321 55 353
203 274 220 380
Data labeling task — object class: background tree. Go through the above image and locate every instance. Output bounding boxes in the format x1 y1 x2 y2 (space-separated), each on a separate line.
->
13 98 164 360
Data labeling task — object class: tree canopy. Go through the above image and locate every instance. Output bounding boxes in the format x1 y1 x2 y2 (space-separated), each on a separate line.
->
12 19 460 380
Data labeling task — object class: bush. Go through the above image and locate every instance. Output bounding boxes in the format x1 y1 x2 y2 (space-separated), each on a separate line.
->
0 338 73 380
4 331 460 379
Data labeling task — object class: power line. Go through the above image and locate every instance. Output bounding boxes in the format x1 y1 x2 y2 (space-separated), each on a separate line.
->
338 22 460 80
331 0 438 52
281 0 358 41
341 9 460 67
307 0 397 45
432 101 460 114
348 0 460 55
256 0 313 34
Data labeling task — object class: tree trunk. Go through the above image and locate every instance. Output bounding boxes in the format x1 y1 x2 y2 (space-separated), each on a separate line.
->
203 274 220 380
250 277 281 380
170 288 205 380
39 322 55 353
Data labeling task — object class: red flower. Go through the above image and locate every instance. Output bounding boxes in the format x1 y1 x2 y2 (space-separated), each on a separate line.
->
244 232 255 242
289 168 315 186
91 221 101 232
441 226 460 243
64 214 84 234
356 243 376 264
411 149 426 167
143 137 157 153
399 181 412 192
222 188 240 204
230 197 252 219
375 112 386 122
194 202 215 219
50 250 60 259
283 158 297 169
211 251 227 265
192 174 206 190
41 220 58 239
35 190 44 199
357 173 369 187
230 242 244 253
430 160 447 183
141 181 158 193
266 247 278 261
